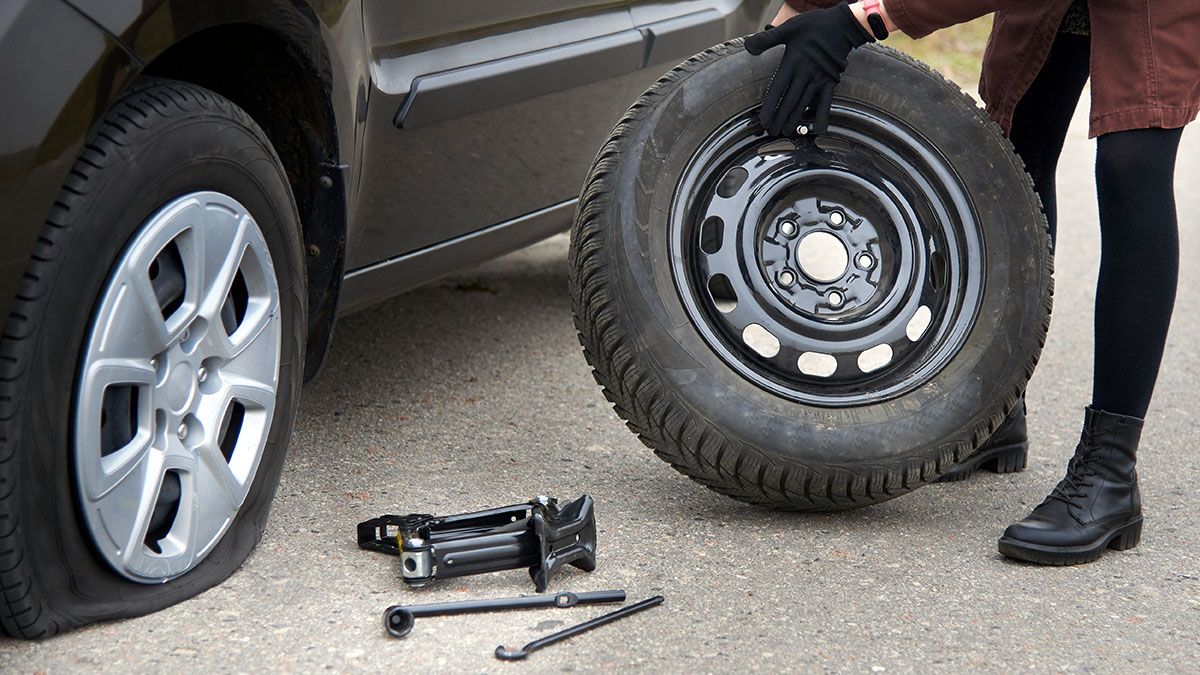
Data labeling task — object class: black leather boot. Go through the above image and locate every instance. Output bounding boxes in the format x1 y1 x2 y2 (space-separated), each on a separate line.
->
937 400 1028 482
998 406 1143 565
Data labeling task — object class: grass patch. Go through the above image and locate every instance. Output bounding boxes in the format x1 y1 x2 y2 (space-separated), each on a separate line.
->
887 16 992 90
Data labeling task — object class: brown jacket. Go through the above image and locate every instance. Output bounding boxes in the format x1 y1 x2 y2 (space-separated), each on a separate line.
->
784 0 1200 137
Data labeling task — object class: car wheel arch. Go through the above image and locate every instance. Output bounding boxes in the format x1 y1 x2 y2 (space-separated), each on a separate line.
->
138 17 350 379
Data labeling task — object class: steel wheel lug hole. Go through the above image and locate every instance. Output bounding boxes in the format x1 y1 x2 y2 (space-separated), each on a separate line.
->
858 253 874 269
828 291 844 307
779 220 798 237
828 211 845 226
777 270 796 287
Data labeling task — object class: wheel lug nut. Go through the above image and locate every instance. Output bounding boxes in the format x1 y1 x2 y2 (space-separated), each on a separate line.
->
197 366 208 383
778 270 796 286
181 329 190 344
177 423 188 441
829 211 845 226
779 220 797 237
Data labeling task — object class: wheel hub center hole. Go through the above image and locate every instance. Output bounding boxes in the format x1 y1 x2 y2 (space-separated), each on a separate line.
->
795 231 848 282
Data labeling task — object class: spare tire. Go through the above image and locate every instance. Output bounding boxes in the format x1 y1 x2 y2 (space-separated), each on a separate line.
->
569 41 1053 510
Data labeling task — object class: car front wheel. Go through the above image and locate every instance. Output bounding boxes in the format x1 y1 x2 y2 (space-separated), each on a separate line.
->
0 79 306 636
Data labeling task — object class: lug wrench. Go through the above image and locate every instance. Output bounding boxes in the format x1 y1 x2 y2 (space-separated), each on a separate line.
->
383 589 626 637
494 595 664 661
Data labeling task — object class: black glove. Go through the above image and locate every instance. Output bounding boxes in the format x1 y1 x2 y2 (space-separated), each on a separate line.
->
745 2 874 136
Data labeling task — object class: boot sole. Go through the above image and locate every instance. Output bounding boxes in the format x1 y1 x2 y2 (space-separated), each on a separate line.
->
936 442 1028 482
997 516 1142 565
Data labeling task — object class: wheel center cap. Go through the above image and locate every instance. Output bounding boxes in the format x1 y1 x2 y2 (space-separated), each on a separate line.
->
165 362 196 413
795 231 848 282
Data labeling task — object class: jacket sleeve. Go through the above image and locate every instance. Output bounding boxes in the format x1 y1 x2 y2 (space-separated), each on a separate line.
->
784 0 1044 39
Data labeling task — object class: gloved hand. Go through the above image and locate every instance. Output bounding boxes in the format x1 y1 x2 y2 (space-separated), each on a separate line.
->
745 2 874 136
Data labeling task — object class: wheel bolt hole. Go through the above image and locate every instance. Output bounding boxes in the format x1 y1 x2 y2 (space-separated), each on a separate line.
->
929 251 948 290
778 270 796 287
198 358 222 394
858 253 874 269
707 274 738 313
716 167 749 199
779 220 797 237
829 211 844 226
828 291 844 307
700 216 724 254
742 324 781 358
180 318 208 354
179 414 202 447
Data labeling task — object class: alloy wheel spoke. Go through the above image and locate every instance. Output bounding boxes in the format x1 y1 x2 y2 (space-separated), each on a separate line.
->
194 374 276 493
194 213 279 360
87 444 179 564
76 361 157 498
196 214 252 323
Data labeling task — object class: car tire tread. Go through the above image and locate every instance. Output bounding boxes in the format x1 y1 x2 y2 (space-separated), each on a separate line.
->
569 40 1052 511
0 77 301 638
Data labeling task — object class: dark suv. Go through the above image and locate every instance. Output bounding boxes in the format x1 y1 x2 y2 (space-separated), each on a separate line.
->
0 0 771 637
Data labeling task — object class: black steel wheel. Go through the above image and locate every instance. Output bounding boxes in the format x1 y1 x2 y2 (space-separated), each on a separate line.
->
570 42 1053 510
672 102 983 407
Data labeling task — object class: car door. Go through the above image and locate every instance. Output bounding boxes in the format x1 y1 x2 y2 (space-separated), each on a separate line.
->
349 0 771 271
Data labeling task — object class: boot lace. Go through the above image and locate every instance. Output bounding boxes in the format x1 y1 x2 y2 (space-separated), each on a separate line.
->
1045 427 1101 511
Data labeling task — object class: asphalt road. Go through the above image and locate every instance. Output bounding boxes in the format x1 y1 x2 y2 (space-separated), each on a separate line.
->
3 102 1199 673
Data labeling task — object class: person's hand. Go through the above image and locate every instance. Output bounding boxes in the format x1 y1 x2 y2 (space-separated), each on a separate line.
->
745 2 874 136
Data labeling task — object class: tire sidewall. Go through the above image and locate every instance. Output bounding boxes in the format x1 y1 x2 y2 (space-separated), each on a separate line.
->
602 43 1049 466
15 88 305 622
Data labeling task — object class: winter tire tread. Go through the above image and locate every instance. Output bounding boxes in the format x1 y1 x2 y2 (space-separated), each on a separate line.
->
569 40 1053 511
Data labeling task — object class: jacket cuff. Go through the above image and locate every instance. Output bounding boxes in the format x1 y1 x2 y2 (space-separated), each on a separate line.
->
886 0 1012 39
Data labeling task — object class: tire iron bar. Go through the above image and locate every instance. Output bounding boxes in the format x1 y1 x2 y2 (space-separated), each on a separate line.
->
494 595 665 660
384 589 625 637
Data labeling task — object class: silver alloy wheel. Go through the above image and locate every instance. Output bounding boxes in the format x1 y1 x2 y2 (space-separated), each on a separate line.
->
74 192 281 583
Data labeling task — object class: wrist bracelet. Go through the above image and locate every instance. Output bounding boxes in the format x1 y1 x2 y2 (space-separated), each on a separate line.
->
862 0 890 40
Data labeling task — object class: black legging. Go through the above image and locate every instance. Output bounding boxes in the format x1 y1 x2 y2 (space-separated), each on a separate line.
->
1007 32 1183 419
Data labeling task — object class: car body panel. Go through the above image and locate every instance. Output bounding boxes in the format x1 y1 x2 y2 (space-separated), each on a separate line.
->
1 0 772 361
348 0 769 270
0 0 140 326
